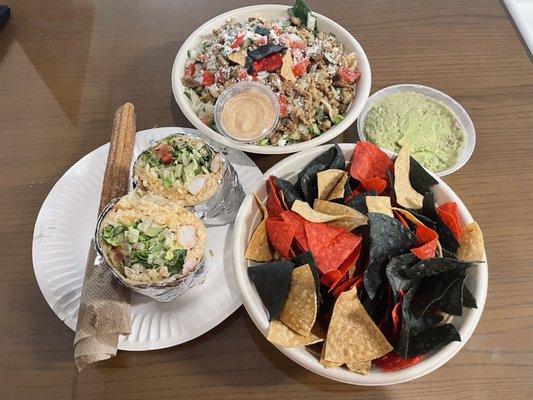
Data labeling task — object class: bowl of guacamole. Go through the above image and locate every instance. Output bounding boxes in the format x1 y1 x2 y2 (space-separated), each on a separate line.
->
357 84 475 176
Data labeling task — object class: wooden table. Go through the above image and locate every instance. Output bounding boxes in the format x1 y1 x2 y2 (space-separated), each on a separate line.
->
1 0 531 398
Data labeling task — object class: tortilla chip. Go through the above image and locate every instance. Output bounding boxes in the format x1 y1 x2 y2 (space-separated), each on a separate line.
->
324 288 393 365
317 169 347 200
228 49 247 66
346 360 371 375
245 219 273 262
253 192 268 218
394 145 424 210
266 218 297 259
267 320 323 347
320 341 343 368
313 199 368 231
267 176 285 217
457 221 485 261
350 142 393 181
327 173 349 201
279 264 318 336
280 51 296 82
365 196 393 217
248 260 294 321
292 200 344 223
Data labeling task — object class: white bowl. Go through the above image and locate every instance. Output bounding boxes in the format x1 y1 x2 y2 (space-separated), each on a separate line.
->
172 4 371 155
357 84 476 177
232 143 488 386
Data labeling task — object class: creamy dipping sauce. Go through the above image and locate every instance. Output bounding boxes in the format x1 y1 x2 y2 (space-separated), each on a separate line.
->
364 92 465 173
219 90 277 141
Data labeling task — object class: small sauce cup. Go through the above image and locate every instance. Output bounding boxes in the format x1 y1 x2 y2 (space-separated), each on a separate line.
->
214 81 280 143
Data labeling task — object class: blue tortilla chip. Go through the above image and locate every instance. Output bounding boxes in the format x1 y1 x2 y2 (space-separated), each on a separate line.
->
409 156 438 194
273 176 302 209
330 143 346 170
410 270 467 318
346 190 378 214
248 260 294 321
463 285 477 309
433 271 468 316
406 324 461 357
385 253 418 303
364 213 417 299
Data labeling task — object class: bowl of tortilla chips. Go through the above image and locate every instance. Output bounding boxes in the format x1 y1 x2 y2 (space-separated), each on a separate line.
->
232 142 487 385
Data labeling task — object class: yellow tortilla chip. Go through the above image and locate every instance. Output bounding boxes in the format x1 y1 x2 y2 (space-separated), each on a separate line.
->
317 169 347 200
253 192 268 218
228 49 247 66
245 193 272 261
366 196 393 217
458 221 485 261
346 360 371 375
320 341 343 368
394 145 424 209
313 199 368 232
292 200 344 223
326 173 348 201
280 264 317 336
324 288 392 365
280 51 296 82
392 207 423 226
245 219 273 262
267 320 324 348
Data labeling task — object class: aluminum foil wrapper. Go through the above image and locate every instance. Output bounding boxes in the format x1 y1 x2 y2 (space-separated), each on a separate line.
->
94 199 208 303
132 132 245 226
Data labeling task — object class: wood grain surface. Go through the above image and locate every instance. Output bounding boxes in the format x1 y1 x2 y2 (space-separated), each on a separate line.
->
0 0 531 399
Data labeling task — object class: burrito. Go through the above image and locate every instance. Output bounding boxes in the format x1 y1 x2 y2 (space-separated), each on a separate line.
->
96 192 206 298
133 134 223 206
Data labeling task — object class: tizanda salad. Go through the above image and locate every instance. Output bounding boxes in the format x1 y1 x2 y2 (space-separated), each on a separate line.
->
181 0 361 146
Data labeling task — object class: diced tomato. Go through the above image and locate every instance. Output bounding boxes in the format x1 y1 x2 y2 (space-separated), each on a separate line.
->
185 63 195 77
262 53 283 72
339 67 361 84
155 143 173 165
230 34 245 49
237 68 248 81
373 353 424 372
250 59 264 74
202 71 216 86
292 58 310 77
278 94 288 118
273 26 283 35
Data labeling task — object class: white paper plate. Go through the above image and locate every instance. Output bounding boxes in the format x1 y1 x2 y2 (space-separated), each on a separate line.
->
232 143 488 385
33 127 262 351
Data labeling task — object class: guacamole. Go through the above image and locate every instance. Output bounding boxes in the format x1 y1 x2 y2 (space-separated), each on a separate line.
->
363 92 465 172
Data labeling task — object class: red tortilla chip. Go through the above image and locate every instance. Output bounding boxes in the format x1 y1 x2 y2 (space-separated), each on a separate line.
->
312 231 362 274
437 202 462 240
373 353 424 372
280 210 309 251
265 218 296 259
266 176 284 217
350 142 393 182
410 224 438 260
360 177 387 194
304 221 344 253
323 244 362 290
320 269 343 288
332 274 364 297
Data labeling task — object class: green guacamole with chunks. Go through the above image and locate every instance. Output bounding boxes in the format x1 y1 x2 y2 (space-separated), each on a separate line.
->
363 92 465 172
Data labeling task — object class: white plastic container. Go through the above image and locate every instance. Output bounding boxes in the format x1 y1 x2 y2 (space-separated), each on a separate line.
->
232 143 487 386
357 84 475 177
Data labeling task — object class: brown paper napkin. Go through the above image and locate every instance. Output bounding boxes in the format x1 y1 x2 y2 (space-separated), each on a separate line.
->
74 103 137 371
